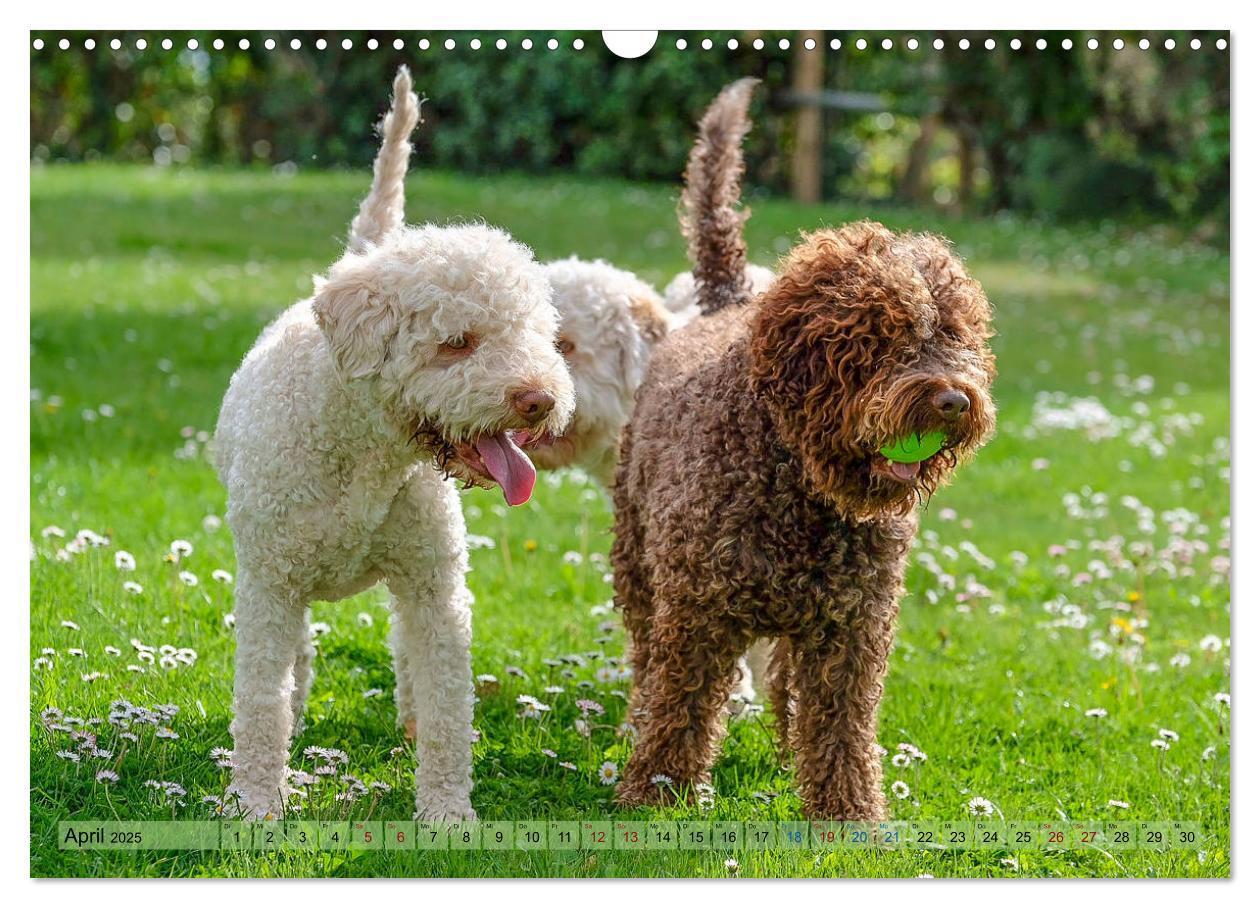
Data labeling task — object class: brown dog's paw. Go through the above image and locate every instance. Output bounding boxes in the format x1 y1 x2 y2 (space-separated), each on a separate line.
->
615 778 678 809
613 781 657 809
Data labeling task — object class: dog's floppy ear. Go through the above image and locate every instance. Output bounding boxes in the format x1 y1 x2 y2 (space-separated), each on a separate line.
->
619 292 670 386
311 258 401 380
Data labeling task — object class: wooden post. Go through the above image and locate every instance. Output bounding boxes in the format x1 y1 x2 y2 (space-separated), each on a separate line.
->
790 30 825 204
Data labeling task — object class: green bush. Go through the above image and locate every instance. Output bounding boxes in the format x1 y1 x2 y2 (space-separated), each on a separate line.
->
29 30 1229 228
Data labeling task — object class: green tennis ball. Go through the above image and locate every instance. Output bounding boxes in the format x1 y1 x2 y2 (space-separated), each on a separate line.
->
879 431 946 464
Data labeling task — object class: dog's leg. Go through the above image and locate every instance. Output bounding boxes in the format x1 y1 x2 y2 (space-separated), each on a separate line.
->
787 602 898 820
388 575 477 821
288 609 315 737
616 612 751 807
389 615 418 740
611 457 654 721
230 571 306 819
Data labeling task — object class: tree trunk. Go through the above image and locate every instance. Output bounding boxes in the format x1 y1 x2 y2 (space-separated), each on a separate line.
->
957 125 976 210
898 112 940 204
790 30 825 204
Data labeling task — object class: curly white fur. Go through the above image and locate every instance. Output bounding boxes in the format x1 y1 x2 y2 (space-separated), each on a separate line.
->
348 67 421 254
529 258 676 485
215 67 573 821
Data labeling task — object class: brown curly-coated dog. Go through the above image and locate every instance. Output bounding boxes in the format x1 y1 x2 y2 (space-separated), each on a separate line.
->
611 80 997 819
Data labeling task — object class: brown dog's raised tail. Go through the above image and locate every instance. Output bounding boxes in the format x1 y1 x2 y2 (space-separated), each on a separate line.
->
680 78 758 316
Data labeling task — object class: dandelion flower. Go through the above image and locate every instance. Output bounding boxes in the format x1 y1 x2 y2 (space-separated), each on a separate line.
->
178 570 198 586
1151 739 1170 751
1085 707 1108 718
1199 634 1223 653
61 620 80 631
724 858 739 874
598 761 619 785
170 539 193 559
123 581 143 595
1214 692 1230 707
1108 799 1130 809
114 551 136 571
211 569 233 584
1159 728 1179 742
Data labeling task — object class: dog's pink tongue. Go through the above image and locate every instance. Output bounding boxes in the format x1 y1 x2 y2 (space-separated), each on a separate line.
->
889 460 921 482
474 432 537 506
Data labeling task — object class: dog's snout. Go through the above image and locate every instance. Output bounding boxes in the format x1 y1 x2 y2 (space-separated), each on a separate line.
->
511 388 556 425
932 388 971 421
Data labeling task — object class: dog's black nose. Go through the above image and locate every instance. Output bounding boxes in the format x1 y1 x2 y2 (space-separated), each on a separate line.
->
511 388 556 425
932 388 971 421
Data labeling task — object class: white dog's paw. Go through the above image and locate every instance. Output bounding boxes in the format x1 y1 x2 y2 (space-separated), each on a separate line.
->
415 797 477 822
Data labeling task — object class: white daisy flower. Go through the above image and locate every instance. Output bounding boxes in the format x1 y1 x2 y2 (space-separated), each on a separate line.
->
598 761 619 786
967 796 995 817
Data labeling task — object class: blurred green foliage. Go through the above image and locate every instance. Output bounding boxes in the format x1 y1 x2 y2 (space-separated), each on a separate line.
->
30 30 1228 229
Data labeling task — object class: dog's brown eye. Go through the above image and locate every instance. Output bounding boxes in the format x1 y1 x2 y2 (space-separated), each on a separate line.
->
440 334 476 354
556 338 575 356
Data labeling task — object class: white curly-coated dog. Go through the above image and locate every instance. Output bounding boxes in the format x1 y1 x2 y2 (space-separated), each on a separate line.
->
528 257 674 486
215 67 574 821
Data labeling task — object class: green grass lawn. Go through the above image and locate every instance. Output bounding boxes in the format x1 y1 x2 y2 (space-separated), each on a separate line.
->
30 164 1231 878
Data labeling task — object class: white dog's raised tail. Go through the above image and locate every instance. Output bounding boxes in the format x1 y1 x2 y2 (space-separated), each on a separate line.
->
348 66 421 253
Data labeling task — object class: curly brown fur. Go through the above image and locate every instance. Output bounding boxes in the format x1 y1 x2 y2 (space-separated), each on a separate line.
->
611 221 996 819
680 78 758 316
